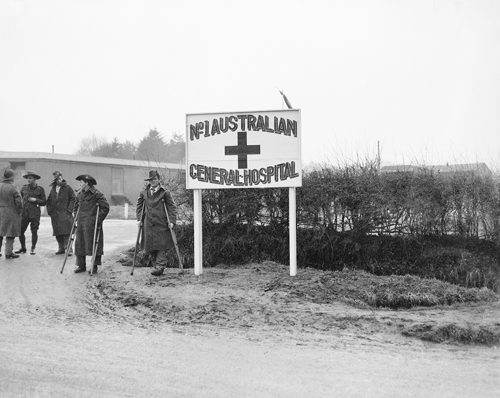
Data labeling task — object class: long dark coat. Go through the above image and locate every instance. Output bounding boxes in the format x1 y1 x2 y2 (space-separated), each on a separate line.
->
46 181 76 236
19 183 47 220
137 185 177 252
0 181 23 237
74 186 109 256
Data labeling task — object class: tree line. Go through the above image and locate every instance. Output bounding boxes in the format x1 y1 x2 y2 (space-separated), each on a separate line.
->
75 129 185 164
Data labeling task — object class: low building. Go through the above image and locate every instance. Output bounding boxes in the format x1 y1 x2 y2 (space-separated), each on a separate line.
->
0 151 185 206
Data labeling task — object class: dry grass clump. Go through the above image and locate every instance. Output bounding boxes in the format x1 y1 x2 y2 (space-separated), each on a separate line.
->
358 272 497 309
402 323 500 346
259 268 498 310
109 255 499 345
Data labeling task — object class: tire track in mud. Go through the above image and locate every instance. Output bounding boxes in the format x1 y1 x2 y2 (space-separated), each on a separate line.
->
81 278 138 323
16 275 32 311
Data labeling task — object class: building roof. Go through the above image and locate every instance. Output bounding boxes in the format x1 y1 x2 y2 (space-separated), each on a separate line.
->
0 151 185 170
380 162 492 177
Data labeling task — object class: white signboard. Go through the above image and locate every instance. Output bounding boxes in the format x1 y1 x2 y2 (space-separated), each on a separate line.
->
186 109 302 189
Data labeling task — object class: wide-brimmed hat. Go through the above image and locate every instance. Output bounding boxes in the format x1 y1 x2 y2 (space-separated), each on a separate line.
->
144 170 160 181
23 170 41 180
3 168 14 182
76 174 97 186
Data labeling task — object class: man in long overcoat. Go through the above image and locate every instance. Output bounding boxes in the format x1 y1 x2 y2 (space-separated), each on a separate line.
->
136 170 177 276
46 171 76 255
73 174 109 274
0 168 23 259
15 170 47 255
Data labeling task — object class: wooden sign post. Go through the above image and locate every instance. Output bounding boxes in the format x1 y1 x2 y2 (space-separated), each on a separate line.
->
186 109 302 276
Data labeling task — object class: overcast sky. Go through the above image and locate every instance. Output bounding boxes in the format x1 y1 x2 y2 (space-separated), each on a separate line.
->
1 0 499 170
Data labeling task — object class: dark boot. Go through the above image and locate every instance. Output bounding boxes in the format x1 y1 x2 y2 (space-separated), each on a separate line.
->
74 266 86 273
151 268 164 276
31 231 38 252
17 234 26 254
62 235 72 256
5 237 15 257
55 236 64 254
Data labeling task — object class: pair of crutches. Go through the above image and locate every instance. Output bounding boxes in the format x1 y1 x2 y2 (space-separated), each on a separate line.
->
60 204 101 275
89 203 101 276
60 206 80 274
130 202 145 276
130 199 183 276
163 198 184 271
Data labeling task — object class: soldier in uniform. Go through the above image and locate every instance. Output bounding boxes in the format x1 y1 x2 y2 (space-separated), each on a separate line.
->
15 170 46 255
136 170 177 276
46 171 76 255
0 168 23 259
73 174 110 274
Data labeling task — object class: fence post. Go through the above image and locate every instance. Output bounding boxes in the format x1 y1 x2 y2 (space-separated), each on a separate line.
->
289 187 297 276
194 189 203 275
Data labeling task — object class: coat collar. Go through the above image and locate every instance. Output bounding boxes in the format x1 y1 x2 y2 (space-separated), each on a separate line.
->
50 179 67 187
82 185 96 195
147 183 164 193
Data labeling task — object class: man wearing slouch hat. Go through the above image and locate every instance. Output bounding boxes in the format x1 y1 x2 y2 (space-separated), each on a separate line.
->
73 174 109 274
15 170 46 255
136 169 177 276
0 168 23 259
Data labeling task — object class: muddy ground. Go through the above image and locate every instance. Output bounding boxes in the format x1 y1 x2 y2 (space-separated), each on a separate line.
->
110 253 500 346
0 217 499 397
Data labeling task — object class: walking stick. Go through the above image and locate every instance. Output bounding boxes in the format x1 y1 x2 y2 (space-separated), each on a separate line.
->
89 204 100 275
162 199 183 269
60 206 80 274
131 201 145 276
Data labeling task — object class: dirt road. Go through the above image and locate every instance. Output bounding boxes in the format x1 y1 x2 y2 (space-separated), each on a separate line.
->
0 218 498 397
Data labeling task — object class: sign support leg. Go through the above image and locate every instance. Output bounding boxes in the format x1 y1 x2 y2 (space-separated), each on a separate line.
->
194 189 203 275
289 187 297 276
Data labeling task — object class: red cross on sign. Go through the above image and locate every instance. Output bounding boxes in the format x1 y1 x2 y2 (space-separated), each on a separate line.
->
224 131 261 169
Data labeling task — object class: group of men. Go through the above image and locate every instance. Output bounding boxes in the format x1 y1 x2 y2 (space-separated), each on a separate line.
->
0 168 177 276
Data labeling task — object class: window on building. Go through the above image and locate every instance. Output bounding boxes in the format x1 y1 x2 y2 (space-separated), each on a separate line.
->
10 161 26 170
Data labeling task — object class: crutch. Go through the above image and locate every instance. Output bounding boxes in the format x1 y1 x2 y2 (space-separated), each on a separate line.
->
162 199 183 270
89 204 100 275
60 206 80 274
131 201 145 276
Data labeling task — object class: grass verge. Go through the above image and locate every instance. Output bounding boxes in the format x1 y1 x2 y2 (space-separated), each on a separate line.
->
402 323 500 346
